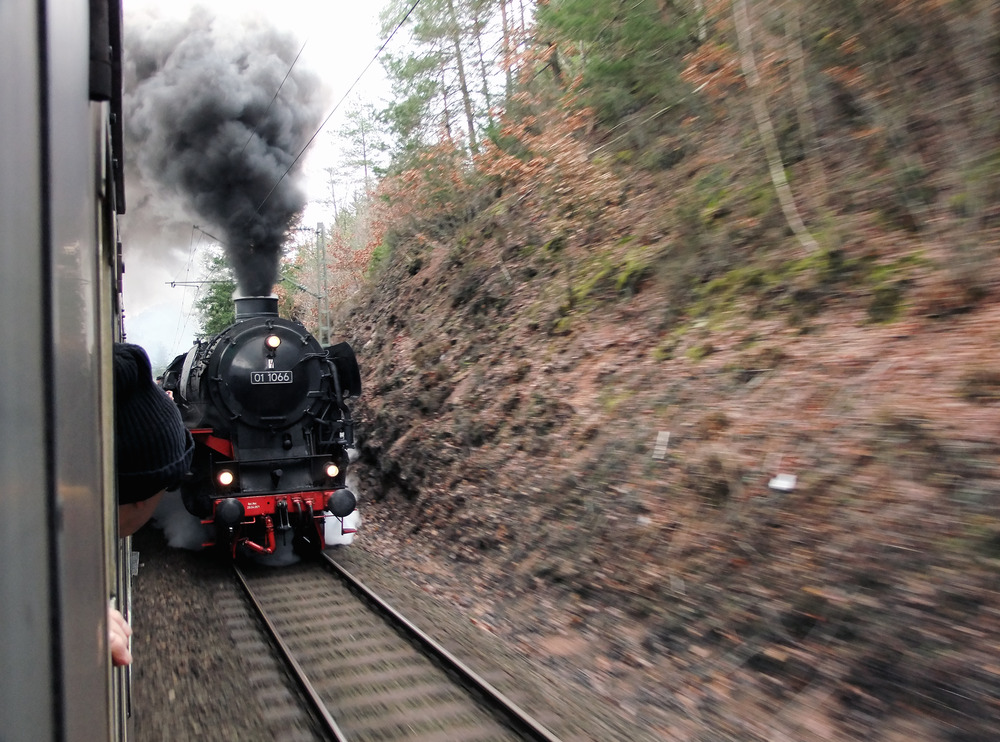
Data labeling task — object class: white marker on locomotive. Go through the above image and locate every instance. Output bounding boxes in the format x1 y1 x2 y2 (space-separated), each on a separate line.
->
162 295 361 560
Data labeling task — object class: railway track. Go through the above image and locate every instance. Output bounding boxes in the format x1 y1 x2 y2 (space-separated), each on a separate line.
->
233 554 564 742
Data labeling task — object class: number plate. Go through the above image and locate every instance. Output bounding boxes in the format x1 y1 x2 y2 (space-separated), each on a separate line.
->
250 370 293 384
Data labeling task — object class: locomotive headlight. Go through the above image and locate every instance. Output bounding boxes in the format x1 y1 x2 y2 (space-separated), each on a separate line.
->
265 334 281 349
325 463 340 478
217 469 235 487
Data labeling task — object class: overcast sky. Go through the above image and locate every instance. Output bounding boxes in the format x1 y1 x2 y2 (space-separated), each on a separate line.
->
121 1 390 369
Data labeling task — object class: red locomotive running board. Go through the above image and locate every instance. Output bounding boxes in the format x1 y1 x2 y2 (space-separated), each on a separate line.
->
224 491 328 516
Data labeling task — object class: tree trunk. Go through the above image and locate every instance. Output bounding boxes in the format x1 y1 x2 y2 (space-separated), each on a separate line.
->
446 0 478 152
694 0 707 41
360 125 370 193
785 2 826 206
499 0 514 100
732 0 818 254
440 46 454 142
471 1 494 127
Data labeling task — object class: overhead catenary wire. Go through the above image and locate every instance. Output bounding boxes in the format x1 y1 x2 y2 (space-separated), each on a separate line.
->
169 225 208 351
248 0 424 221
239 38 310 157
168 225 229 349
171 3 426 341
166 280 233 286
192 224 226 246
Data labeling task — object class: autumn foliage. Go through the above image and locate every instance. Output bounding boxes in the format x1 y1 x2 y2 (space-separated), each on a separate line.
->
322 1 1000 740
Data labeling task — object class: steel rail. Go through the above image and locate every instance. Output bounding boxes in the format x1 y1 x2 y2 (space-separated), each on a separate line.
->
320 552 564 742
233 565 348 742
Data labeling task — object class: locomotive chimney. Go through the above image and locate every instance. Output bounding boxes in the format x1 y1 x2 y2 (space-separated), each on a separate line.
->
234 295 279 319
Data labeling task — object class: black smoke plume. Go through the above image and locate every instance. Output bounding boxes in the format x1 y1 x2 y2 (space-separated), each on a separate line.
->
123 7 324 296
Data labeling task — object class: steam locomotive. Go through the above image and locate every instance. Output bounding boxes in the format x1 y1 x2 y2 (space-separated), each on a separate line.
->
162 295 361 559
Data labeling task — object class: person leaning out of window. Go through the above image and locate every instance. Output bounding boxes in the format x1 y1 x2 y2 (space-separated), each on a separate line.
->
110 342 193 666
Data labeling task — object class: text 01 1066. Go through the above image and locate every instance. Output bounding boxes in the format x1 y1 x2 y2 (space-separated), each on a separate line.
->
251 370 293 384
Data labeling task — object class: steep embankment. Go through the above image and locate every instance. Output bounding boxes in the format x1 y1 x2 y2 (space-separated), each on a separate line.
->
331 9 1000 739
335 190 999 739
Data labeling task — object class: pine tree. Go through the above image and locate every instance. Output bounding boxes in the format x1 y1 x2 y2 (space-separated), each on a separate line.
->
379 0 512 166
193 249 237 337
534 0 698 123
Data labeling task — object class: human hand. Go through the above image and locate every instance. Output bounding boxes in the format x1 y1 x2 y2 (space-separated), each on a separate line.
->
108 606 133 666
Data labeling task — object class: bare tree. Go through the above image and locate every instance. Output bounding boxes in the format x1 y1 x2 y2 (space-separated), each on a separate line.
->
733 0 819 254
